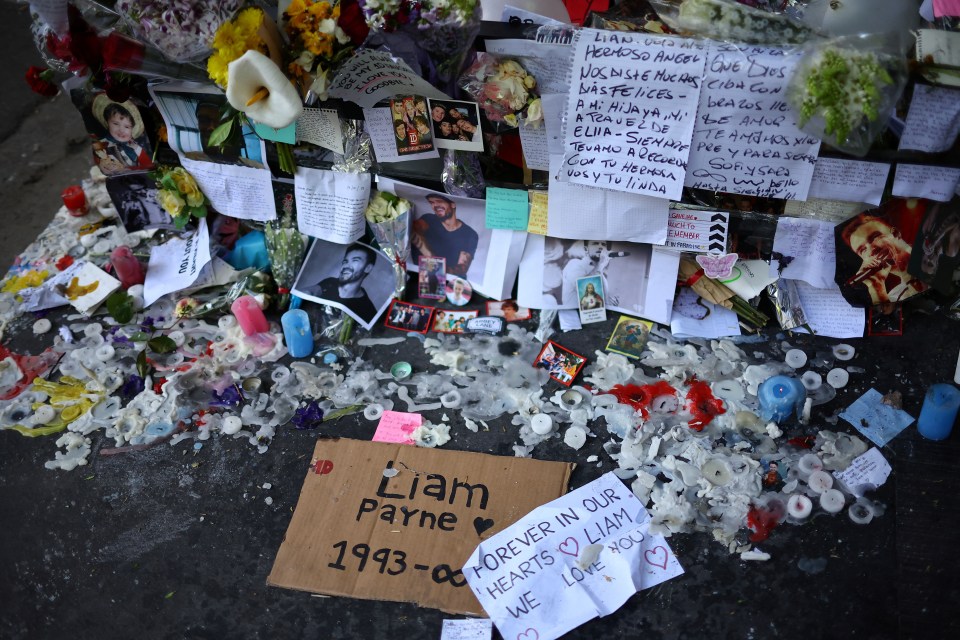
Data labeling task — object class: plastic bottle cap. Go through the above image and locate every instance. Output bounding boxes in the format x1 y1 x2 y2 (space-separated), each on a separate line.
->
323 352 338 364
391 362 412 381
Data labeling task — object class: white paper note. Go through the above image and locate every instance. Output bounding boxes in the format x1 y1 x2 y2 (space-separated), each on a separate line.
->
670 289 741 339
440 619 492 640
772 218 837 289
794 281 865 339
329 49 448 109
297 108 344 154
892 163 960 202
558 309 582 331
485 38 573 95
562 30 706 200
832 448 892 497
899 84 960 152
464 473 683 640
717 259 777 300
143 219 211 306
519 122 550 171
807 157 890 206
685 43 820 200
542 93 567 155
363 108 440 163
294 168 371 244
180 157 277 222
782 197 863 222
547 154 670 243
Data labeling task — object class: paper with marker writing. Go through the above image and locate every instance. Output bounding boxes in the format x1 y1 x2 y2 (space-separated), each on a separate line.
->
329 49 448 109
807 158 890 207
180 157 277 222
527 192 549 235
547 154 670 243
440 619 492 640
486 187 530 230
363 107 440 163
297 108 344 154
793 282 865 339
464 473 682 640
892 163 960 202
294 167 371 243
833 448 891 498
839 389 915 447
372 410 423 445
899 84 960 152
686 43 820 200
484 39 573 95
144 218 211 307
771 218 838 289
561 30 705 200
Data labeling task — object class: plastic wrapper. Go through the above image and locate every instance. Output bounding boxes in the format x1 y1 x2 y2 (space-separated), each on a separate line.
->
766 279 808 331
459 53 541 132
177 270 276 319
586 0 676 34
365 206 411 301
650 0 817 44
441 150 486 199
115 0 242 63
788 32 908 157
331 120 374 174
535 309 557 343
264 202 309 312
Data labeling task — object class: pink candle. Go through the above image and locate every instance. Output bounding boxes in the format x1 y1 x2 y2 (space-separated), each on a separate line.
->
61 186 88 216
231 295 269 336
110 246 145 289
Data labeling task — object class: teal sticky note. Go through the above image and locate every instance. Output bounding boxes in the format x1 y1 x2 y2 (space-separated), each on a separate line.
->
252 120 296 144
485 187 529 230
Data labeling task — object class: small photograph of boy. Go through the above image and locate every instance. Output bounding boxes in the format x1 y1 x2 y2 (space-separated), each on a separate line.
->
390 95 433 156
418 256 446 300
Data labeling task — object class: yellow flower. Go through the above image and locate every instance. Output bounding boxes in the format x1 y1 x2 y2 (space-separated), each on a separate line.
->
213 22 246 56
308 2 333 20
170 168 205 208
286 0 309 17
303 31 333 57
156 188 186 217
207 52 230 87
235 7 264 33
288 11 314 33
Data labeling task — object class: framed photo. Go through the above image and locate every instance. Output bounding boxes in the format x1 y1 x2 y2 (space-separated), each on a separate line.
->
486 299 532 322
428 98 484 152
533 341 587 387
577 274 606 324
384 300 434 333
431 309 479 334
605 315 653 359
418 256 447 299
390 95 434 155
292 240 396 330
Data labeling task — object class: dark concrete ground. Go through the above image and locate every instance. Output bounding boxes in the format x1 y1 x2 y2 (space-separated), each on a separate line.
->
1 3 960 639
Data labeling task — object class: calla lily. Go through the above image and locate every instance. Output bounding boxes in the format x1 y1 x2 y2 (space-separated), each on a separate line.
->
226 50 303 129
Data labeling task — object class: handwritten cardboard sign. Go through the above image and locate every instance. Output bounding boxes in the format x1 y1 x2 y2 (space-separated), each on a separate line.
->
268 439 573 614
464 473 683 640
562 30 705 200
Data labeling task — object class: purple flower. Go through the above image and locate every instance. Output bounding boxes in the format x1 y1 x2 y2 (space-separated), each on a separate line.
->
292 401 325 430
211 385 243 407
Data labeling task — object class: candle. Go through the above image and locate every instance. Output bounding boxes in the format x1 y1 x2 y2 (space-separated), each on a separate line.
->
530 414 554 435
231 295 269 336
758 375 806 423
807 470 834 494
917 383 960 441
787 494 813 519
785 349 807 368
281 309 313 358
826 368 849 389
110 246 146 289
61 185 88 216
819 489 845 514
701 459 732 486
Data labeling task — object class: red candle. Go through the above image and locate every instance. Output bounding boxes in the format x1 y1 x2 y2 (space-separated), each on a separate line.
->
61 186 88 216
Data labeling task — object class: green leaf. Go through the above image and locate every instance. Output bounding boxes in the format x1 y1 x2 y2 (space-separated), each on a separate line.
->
148 336 177 354
164 591 175 599
136 350 150 379
129 332 150 342
105 291 134 324
207 119 234 148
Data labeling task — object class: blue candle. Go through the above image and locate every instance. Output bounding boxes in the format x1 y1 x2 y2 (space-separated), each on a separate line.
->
758 375 806 423
281 309 313 358
917 383 960 441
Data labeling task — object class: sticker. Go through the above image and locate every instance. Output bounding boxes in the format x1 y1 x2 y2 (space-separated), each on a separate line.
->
446 277 472 306
695 252 738 279
464 316 505 335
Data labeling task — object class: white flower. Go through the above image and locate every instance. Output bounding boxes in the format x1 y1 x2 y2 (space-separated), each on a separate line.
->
525 98 543 128
226 50 303 129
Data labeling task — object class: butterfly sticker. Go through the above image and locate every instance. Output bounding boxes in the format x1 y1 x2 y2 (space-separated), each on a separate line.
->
696 253 738 279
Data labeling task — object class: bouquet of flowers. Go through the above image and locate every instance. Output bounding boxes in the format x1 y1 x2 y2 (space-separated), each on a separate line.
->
115 0 243 62
264 193 309 311
152 166 208 230
365 190 412 299
359 0 482 96
460 54 542 129
283 0 358 101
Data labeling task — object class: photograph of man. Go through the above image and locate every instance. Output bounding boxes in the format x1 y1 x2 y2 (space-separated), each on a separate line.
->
418 257 446 299
487 299 532 322
385 301 432 333
909 201 960 291
412 194 479 278
446 277 472 306
579 281 604 310
106 173 174 232
560 240 614 307
839 209 926 304
427 98 484 152
293 240 395 329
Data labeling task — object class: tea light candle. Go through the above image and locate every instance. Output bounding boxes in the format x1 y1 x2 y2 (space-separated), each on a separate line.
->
758 375 806 423
797 453 823 479
917 383 960 441
832 344 855 361
530 414 554 435
701 459 732 486
787 494 813 519
281 309 313 358
807 470 834 493
800 371 822 391
61 185 88 216
785 349 807 368
231 295 269 336
819 489 845 514
826 368 849 389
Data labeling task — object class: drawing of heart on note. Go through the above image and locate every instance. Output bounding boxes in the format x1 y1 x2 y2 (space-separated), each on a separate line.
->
644 545 669 570
557 537 579 557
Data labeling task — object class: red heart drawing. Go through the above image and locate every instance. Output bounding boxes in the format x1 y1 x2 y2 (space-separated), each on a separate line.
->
517 629 539 640
557 536 579 557
644 546 668 570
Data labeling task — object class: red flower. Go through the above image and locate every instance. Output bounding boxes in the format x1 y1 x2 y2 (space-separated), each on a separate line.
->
55 255 75 271
609 380 676 419
685 379 726 431
339 0 370 46
46 5 104 76
24 66 58 97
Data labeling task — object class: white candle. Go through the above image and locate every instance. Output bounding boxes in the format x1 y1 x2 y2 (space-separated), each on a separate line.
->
531 413 554 435
832 344 855 361
807 470 834 493
701 459 732 486
785 349 807 368
798 453 824 478
801 371 823 391
819 489 845 513
826 368 849 389
788 494 813 519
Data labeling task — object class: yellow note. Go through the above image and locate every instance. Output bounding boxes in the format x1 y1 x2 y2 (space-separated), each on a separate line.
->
527 191 548 235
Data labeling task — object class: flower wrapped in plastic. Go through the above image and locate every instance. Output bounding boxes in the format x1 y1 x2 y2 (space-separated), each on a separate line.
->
460 53 542 130
365 190 412 299
265 192 309 311
115 0 243 62
359 0 482 96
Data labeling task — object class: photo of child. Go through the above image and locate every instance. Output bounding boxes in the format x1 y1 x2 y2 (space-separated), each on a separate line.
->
533 341 587 387
90 94 154 176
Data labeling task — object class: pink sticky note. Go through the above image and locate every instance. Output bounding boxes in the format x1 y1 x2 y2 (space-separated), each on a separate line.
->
372 411 423 445
935 0 960 17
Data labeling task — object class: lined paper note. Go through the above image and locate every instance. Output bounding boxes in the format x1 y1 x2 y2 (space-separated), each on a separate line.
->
899 84 960 152
892 163 960 202
294 167 370 243
807 158 890 206
794 281 865 339
772 218 837 289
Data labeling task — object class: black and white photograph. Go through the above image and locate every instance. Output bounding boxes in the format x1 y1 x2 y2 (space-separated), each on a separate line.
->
105 172 175 232
291 240 395 330
427 98 484 152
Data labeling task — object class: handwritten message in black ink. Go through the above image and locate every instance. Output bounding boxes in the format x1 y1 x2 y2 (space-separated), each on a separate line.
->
685 43 821 200
562 30 706 200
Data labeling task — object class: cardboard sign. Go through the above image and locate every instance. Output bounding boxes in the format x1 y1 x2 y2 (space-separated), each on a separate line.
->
665 209 729 253
268 439 573 614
